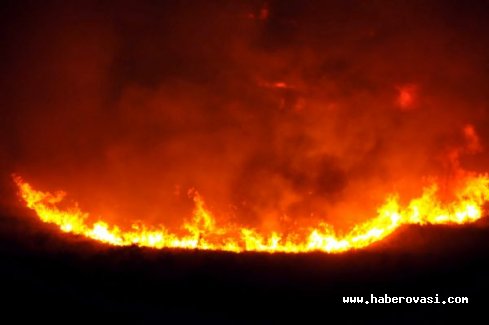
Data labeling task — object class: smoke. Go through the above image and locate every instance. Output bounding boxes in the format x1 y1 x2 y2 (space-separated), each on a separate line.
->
2 0 489 231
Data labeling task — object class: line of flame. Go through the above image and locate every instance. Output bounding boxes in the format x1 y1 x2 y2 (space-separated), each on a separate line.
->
12 174 489 253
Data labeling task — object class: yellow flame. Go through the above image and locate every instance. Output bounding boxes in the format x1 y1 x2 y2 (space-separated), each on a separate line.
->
13 174 489 253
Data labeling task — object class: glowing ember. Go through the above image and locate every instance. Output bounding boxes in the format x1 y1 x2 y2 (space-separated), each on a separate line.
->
464 124 482 153
396 84 418 110
13 174 489 253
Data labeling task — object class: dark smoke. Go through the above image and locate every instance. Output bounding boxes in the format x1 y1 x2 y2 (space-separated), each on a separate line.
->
2 0 489 231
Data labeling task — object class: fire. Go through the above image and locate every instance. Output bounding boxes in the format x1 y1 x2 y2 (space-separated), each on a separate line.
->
13 174 489 253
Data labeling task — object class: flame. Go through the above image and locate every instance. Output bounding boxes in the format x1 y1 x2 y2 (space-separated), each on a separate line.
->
13 174 489 253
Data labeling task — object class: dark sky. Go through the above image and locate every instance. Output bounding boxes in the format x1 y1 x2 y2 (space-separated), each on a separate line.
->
1 0 489 231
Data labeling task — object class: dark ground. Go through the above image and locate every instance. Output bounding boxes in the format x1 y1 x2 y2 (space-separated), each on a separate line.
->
1 202 489 324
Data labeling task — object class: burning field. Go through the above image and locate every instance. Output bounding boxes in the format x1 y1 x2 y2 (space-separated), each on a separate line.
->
12 173 489 252
2 0 489 321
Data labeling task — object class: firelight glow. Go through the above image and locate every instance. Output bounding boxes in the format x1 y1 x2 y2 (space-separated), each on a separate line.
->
13 173 489 253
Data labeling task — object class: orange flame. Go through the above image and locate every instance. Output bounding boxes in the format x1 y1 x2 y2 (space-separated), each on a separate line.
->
13 174 489 253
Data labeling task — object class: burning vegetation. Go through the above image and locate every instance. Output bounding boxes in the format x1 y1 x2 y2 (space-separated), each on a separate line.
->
13 173 489 252
3 1 489 253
